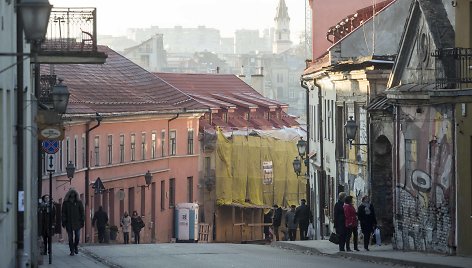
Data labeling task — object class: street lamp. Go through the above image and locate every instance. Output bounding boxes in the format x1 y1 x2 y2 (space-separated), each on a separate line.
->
344 116 368 146
66 161 75 183
18 0 53 44
296 137 307 158
51 79 70 114
144 171 153 189
292 156 302 176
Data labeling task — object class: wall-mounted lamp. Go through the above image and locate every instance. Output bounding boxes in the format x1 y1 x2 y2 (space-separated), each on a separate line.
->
292 156 301 176
344 116 368 147
144 170 153 189
65 161 75 184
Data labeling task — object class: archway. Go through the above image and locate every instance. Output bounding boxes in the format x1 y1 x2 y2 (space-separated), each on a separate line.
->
371 135 393 242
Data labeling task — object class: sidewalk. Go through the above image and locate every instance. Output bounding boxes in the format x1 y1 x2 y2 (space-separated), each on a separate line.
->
38 242 109 268
272 240 472 268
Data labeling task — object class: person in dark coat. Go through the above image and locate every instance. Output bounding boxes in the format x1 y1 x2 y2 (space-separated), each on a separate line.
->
358 195 377 251
61 188 84 256
294 199 312 240
131 210 145 244
92 206 109 243
343 195 359 251
272 204 283 241
38 195 53 255
333 192 347 251
263 210 273 242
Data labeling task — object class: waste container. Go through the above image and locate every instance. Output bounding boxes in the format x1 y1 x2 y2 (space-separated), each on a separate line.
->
174 203 199 242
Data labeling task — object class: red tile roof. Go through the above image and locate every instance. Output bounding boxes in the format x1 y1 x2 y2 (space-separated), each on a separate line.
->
42 46 207 115
154 72 298 129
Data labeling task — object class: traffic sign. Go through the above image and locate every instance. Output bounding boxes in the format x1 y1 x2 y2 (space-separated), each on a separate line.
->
42 140 60 154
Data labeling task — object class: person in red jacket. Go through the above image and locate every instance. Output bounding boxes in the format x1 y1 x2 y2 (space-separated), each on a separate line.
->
343 195 359 251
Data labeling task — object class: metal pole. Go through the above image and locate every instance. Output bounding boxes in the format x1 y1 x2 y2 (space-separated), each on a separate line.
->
48 155 54 264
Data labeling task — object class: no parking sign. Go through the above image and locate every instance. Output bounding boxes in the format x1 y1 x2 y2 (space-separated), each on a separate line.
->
41 139 60 154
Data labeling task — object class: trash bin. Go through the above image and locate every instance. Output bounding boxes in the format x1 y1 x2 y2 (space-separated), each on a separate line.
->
174 203 199 242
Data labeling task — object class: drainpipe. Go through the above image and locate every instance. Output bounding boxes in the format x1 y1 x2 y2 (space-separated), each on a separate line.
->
167 113 179 239
85 114 102 242
313 79 325 239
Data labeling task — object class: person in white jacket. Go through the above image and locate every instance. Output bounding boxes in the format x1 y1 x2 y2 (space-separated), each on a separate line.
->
120 211 132 244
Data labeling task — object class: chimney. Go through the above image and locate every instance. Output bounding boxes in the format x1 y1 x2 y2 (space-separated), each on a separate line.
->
250 67 264 95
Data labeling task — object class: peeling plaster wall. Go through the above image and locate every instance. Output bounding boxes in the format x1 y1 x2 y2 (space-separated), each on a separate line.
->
393 104 455 253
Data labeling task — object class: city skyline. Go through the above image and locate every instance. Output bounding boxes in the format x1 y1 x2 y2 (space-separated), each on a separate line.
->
49 0 306 40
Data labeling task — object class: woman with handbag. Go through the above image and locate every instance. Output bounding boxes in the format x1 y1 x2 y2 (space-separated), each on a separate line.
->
343 195 359 251
358 195 377 251
131 210 145 244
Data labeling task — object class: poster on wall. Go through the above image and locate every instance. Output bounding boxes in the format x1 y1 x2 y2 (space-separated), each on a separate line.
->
262 161 273 185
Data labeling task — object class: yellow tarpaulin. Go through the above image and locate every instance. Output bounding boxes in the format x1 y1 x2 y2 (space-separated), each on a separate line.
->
216 128 305 207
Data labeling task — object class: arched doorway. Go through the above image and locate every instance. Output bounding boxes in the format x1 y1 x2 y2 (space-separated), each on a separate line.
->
371 135 393 242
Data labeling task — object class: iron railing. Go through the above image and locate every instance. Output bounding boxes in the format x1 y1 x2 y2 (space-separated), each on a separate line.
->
433 47 472 89
40 7 97 53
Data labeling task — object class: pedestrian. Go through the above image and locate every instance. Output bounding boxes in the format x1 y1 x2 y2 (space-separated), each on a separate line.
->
263 210 273 242
285 205 297 241
343 195 359 251
131 210 145 244
358 195 377 251
92 206 109 243
294 199 313 240
334 192 347 251
61 188 84 256
121 211 132 244
38 195 53 255
272 204 282 241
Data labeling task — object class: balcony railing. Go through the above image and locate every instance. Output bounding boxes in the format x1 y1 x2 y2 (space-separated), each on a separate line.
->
40 7 97 53
433 48 472 89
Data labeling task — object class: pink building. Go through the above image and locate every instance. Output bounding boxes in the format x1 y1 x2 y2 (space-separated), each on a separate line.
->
41 46 207 243
309 0 376 59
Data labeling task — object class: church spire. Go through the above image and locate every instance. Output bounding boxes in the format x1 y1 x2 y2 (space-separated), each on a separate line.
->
273 0 292 54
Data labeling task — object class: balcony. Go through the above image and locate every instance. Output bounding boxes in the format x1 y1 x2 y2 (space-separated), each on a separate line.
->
433 48 472 89
34 7 107 64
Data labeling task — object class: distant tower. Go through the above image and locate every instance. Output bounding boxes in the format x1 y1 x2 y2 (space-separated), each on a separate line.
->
273 0 292 54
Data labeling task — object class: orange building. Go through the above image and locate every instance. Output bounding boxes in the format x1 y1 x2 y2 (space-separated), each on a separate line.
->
41 46 207 243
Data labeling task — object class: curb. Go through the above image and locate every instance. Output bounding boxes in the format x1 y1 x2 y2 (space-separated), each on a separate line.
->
271 242 464 268
80 246 122 268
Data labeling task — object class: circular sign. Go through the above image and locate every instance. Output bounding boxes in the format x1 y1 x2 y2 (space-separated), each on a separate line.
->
42 139 60 154
40 128 62 139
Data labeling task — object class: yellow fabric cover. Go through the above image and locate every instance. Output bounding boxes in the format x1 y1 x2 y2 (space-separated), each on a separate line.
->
216 128 306 207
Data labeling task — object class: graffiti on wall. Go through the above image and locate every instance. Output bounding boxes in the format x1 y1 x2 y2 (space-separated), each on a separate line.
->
394 105 454 253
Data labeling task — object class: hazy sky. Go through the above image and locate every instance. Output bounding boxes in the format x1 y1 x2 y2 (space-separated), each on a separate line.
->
49 0 307 39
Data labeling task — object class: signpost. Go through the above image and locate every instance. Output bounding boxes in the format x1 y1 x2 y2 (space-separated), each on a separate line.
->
41 140 59 264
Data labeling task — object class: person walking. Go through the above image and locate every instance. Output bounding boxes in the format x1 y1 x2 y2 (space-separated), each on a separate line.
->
343 195 359 251
285 205 297 241
121 211 132 244
131 211 145 244
92 206 109 243
294 199 312 240
334 192 347 251
263 210 273 242
38 195 53 255
61 188 85 256
358 195 377 251
272 204 282 241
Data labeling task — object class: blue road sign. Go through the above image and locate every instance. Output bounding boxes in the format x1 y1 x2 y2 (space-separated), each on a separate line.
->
41 139 59 154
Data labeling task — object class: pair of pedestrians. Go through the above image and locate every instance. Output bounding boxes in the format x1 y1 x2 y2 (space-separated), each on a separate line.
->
334 192 377 252
121 210 145 244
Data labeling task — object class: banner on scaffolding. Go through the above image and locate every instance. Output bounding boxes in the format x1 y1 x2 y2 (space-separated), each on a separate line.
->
262 161 273 185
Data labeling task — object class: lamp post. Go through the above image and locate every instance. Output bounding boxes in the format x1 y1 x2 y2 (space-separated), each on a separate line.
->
292 136 310 205
0 1 53 265
344 116 368 146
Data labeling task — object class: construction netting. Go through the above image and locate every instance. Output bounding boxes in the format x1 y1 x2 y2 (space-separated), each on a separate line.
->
215 127 306 208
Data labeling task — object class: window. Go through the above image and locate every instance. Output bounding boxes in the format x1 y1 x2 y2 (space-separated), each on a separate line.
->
244 113 249 121
169 130 176 156
66 137 70 164
94 136 100 166
141 133 146 160
59 141 63 171
120 134 125 163
187 176 193 203
107 135 113 165
151 132 156 159
187 129 194 155
223 113 228 122
82 135 86 168
160 180 165 210
130 134 136 161
161 130 166 157
169 178 175 208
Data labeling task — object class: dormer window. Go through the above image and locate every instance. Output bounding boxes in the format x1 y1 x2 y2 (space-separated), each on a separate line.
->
244 113 249 121
223 112 228 123
264 112 269 120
